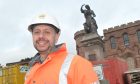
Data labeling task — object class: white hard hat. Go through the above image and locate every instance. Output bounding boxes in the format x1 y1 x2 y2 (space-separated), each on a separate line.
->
28 14 60 33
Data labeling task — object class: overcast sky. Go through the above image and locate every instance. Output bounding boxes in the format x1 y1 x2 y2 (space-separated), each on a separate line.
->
0 0 140 65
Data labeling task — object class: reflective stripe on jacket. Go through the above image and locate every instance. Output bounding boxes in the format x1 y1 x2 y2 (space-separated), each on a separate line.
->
59 54 74 84
24 43 98 84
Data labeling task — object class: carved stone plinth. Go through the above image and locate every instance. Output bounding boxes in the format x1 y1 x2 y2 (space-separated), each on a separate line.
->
74 30 104 61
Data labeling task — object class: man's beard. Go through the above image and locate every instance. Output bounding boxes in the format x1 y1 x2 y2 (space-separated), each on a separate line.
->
34 39 56 55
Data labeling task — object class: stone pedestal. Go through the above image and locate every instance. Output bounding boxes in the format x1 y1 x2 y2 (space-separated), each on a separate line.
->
136 56 140 68
74 30 104 61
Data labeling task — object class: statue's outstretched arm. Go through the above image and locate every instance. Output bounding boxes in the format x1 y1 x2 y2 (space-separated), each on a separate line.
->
81 4 85 13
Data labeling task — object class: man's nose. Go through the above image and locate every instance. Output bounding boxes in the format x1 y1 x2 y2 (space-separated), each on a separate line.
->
38 32 45 38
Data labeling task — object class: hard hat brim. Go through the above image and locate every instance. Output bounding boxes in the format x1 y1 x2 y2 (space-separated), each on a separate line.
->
28 23 60 33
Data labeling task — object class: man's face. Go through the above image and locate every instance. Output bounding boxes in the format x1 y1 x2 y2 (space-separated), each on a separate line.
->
32 24 60 53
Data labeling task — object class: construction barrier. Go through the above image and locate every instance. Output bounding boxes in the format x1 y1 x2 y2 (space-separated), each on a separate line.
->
0 64 28 84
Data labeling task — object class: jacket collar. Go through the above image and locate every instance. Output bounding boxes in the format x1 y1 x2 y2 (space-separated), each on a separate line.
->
29 43 67 67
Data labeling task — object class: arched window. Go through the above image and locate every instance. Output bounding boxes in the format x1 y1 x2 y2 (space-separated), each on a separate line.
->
123 33 129 47
110 36 116 49
137 30 140 43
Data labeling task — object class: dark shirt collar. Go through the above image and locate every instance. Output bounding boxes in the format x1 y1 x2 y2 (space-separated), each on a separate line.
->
29 53 42 67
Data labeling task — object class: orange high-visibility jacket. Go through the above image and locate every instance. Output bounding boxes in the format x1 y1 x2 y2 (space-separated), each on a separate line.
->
24 43 98 84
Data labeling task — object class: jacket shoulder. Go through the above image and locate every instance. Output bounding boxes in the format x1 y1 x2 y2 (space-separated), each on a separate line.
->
68 55 98 83
73 55 92 65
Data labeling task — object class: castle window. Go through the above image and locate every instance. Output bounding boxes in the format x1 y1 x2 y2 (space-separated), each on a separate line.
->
123 33 129 47
110 36 116 49
137 30 140 43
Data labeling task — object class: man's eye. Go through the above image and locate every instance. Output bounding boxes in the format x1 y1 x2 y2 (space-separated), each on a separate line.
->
44 31 50 34
33 31 40 34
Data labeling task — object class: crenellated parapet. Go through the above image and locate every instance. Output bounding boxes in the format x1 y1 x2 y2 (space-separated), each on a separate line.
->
103 20 140 34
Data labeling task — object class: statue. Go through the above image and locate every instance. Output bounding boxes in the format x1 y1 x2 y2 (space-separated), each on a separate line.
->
81 4 98 33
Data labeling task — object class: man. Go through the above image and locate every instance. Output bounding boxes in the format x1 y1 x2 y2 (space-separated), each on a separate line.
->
24 14 99 84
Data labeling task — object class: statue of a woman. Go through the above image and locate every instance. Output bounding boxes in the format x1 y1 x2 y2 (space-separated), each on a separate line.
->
81 4 98 33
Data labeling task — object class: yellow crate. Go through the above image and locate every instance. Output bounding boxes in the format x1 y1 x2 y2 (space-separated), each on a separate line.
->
8 75 17 84
2 76 9 84
1 64 28 84
0 76 2 84
2 68 9 76
8 65 19 75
